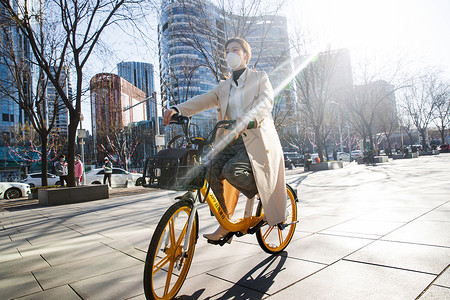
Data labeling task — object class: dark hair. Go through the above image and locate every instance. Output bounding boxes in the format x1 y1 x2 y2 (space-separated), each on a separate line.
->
59 154 65 159
225 37 252 63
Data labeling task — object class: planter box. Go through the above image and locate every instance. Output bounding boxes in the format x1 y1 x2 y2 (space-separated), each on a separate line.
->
374 156 389 163
420 150 440 156
310 161 343 171
38 185 109 206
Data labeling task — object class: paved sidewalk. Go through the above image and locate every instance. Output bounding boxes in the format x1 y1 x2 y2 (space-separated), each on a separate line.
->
1 154 449 299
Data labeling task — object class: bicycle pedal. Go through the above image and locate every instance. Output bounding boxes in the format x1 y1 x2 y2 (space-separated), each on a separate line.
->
207 233 234 246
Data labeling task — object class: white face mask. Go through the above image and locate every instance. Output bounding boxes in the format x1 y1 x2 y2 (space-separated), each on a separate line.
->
226 52 242 70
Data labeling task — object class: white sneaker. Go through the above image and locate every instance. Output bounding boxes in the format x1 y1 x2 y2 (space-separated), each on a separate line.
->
203 226 229 241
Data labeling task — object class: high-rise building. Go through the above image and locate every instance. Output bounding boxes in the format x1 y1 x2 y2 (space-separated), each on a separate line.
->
117 62 156 121
0 2 32 166
46 66 72 138
90 73 146 163
158 0 294 137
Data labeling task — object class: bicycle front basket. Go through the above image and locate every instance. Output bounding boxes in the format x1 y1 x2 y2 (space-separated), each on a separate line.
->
143 148 205 191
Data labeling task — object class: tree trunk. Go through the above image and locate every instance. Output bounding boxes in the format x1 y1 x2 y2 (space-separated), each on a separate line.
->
439 127 445 144
40 134 48 186
420 129 427 150
67 118 79 187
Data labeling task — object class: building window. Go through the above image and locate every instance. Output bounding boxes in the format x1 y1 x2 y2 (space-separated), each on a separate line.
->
10 114 14 122
2 114 9 122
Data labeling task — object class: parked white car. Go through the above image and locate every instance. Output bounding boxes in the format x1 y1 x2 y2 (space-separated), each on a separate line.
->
336 152 350 161
0 182 31 199
21 173 61 187
350 150 362 160
84 168 143 187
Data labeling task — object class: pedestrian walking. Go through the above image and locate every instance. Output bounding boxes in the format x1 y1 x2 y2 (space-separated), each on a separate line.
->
103 157 112 188
55 155 68 187
75 154 83 186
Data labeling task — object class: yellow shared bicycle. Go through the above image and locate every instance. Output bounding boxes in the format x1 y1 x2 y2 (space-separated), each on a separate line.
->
141 115 298 300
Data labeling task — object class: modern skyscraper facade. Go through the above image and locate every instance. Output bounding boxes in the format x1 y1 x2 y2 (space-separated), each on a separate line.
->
0 2 32 165
46 66 72 138
90 73 146 163
158 0 294 138
117 61 156 121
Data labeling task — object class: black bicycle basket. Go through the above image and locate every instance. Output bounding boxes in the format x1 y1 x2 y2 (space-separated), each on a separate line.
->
143 148 205 191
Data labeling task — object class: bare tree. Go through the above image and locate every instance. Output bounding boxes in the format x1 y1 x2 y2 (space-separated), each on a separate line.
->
1 0 151 186
3 123 66 171
97 122 138 171
342 55 405 152
293 48 351 161
400 70 441 150
431 79 450 144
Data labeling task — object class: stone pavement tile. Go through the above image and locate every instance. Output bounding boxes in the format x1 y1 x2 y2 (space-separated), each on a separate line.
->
296 214 351 233
39 241 118 266
0 273 41 299
0 247 21 262
186 239 263 278
346 240 450 275
33 251 142 290
175 272 267 300
435 267 450 287
17 233 110 258
318 207 375 218
126 293 145 300
0 226 20 237
16 285 82 300
287 233 373 264
101 239 147 262
271 260 435 299
417 209 450 222
206 252 325 296
9 227 85 246
382 220 450 247
322 219 405 238
419 285 450 299
0 237 31 254
0 255 49 279
70 264 143 300
355 207 431 222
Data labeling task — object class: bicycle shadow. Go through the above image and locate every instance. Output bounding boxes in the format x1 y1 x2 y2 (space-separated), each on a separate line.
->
176 251 288 299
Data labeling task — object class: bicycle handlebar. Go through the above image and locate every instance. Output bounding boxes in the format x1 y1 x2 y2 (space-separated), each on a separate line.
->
167 113 235 148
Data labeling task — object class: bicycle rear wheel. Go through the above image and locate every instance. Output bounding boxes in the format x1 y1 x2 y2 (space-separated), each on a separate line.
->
256 184 297 254
143 200 198 300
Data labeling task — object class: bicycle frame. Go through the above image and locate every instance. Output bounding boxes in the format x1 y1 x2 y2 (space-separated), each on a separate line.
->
180 180 263 252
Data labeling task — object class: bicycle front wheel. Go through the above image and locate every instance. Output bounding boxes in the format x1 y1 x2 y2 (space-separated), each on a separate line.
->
256 184 297 254
143 200 198 300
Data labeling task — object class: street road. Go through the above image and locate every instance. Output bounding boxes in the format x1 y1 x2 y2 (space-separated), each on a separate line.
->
0 154 449 299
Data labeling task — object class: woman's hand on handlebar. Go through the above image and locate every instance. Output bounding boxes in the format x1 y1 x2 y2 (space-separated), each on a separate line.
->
163 108 178 126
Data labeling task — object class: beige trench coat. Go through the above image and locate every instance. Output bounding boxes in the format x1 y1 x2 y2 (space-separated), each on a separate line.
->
175 69 286 226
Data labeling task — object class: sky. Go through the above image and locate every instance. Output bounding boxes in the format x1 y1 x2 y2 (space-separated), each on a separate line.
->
81 0 450 132
284 0 450 76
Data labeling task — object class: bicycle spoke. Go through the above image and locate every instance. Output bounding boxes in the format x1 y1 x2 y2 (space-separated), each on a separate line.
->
169 219 176 246
263 225 274 239
153 254 171 275
164 261 175 296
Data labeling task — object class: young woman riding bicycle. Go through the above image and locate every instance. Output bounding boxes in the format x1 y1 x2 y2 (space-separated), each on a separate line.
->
163 37 287 241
